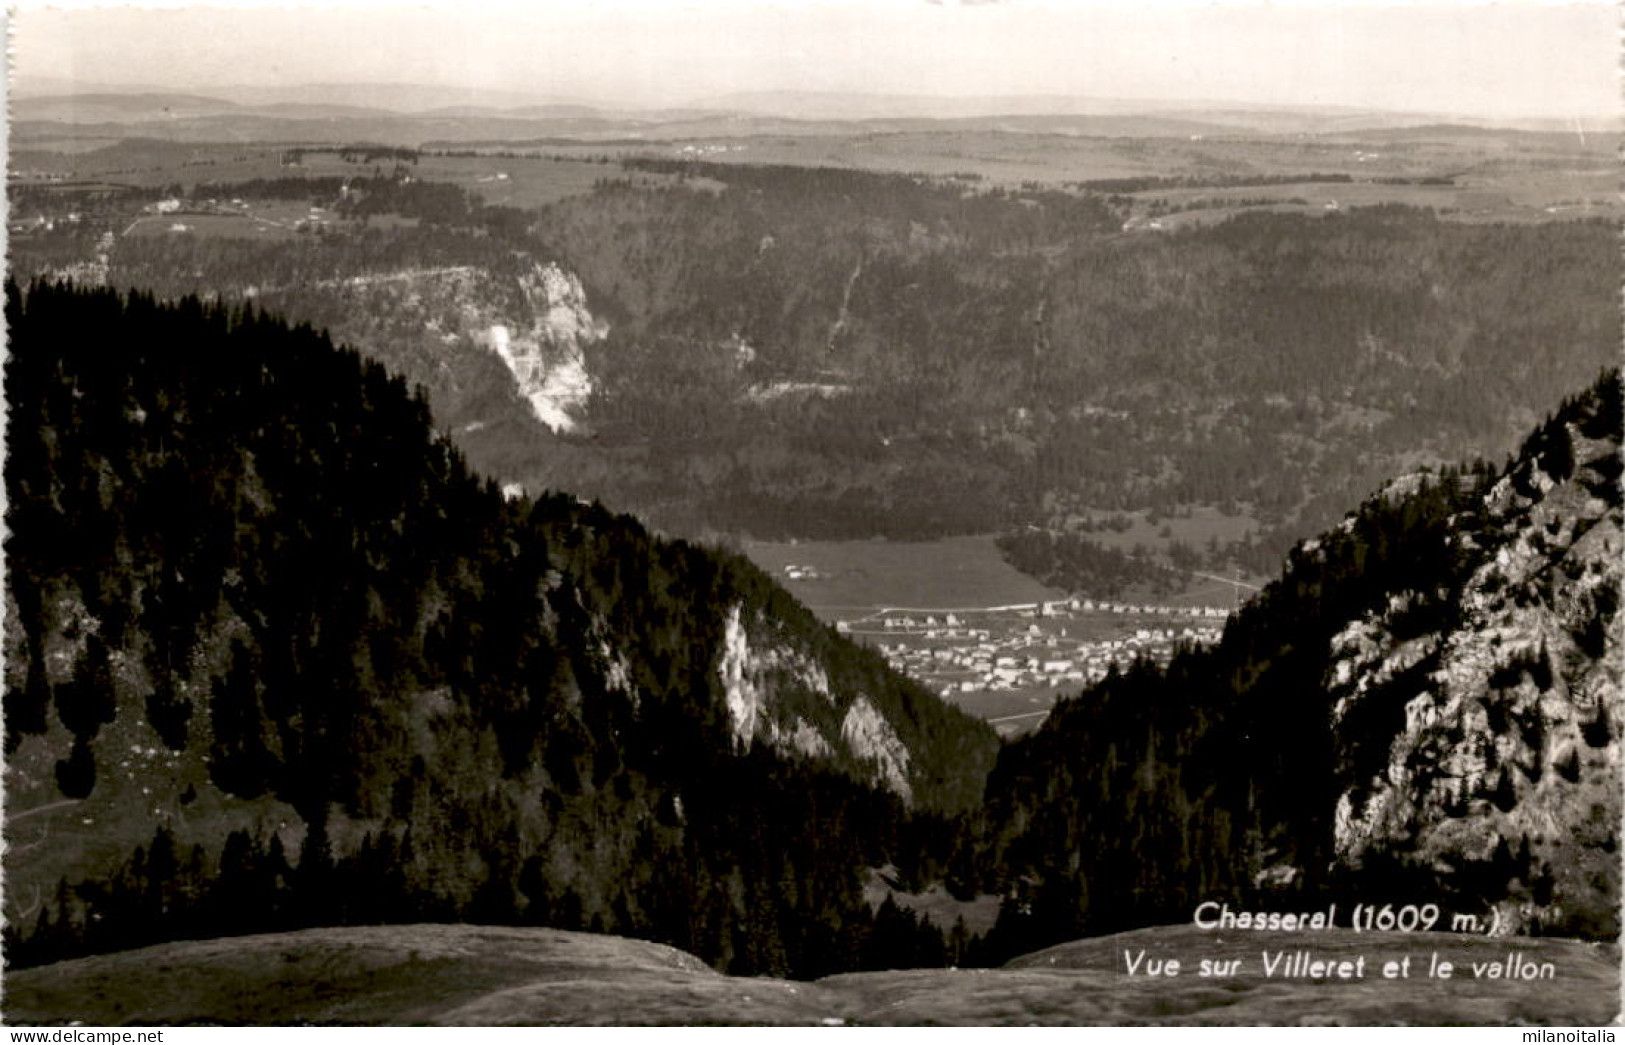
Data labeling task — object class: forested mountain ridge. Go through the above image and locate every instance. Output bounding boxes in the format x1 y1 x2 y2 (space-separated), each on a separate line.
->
2 280 997 976
18 164 1616 561
977 369 1622 958
533 170 1620 548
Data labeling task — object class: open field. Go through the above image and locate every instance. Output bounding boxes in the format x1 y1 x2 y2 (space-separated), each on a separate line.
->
745 514 1260 618
8 922 1616 1025
1134 172 1615 213
118 198 346 240
1132 181 1620 230
4 711 299 938
122 211 304 240
1063 506 1259 560
13 122 1618 225
1054 506 1269 602
527 126 1619 214
740 535 1065 621
11 142 291 188
10 140 689 205
948 685 1066 737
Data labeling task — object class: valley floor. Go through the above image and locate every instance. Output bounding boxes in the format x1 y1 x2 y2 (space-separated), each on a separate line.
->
6 923 1617 1026
740 535 1235 735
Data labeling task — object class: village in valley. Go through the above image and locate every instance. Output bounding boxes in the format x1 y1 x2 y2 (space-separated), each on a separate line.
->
842 596 1225 690
745 536 1246 733
802 572 1231 732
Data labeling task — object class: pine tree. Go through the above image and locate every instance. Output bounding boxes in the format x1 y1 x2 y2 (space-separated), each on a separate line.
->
54 736 97 799
55 633 116 740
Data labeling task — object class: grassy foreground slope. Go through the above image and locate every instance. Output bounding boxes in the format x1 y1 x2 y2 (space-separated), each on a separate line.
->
6 923 1617 1026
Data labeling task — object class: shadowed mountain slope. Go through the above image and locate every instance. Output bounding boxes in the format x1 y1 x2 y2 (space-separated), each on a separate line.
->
2 280 995 978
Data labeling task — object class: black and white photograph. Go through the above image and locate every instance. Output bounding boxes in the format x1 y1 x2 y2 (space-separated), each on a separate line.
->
2 0 1620 1028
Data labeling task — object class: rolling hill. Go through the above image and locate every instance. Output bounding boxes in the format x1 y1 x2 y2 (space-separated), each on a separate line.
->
6 922 1616 1025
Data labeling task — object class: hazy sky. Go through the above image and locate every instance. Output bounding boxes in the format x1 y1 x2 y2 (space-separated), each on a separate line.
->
10 1 1619 118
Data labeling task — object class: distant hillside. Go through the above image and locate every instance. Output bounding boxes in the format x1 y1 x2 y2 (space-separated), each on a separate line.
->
978 370 1622 957
2 280 997 977
18 81 1612 136
11 92 242 122
7 922 1616 1025
22 159 1613 557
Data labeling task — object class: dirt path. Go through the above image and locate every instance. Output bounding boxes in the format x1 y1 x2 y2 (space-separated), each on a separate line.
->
6 798 82 823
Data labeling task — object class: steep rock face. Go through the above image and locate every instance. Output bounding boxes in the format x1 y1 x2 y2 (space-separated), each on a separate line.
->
479 263 606 433
249 259 607 440
716 601 923 796
1327 383 1622 934
839 697 912 803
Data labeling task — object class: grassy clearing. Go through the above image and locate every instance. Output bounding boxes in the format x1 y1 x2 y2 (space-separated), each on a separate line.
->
1129 174 1621 228
122 212 304 241
59 145 294 189
1067 505 1257 553
947 686 1066 732
864 868 1002 935
540 128 1618 212
740 534 1226 736
4 709 299 936
1036 506 1266 606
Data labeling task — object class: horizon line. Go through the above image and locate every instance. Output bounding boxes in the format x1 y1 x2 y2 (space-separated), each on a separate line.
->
11 79 1619 125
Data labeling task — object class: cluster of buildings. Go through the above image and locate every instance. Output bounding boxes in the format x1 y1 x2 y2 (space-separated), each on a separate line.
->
9 210 81 235
837 598 1227 699
843 598 1227 631
675 143 747 156
140 197 336 233
10 169 74 183
893 623 1224 697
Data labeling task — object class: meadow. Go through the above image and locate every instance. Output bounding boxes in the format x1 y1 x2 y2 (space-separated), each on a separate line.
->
526 124 1619 215
14 121 1617 229
9 139 689 206
122 211 306 241
738 535 1065 621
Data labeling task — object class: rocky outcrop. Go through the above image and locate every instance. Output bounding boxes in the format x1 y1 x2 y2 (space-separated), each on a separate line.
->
276 259 607 435
480 263 606 433
716 601 837 765
714 602 927 795
718 603 770 749
839 697 912 803
1327 382 1622 935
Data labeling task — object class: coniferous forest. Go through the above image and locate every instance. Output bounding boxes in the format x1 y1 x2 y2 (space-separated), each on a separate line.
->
2 280 996 977
26 162 1615 561
4 279 1619 987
